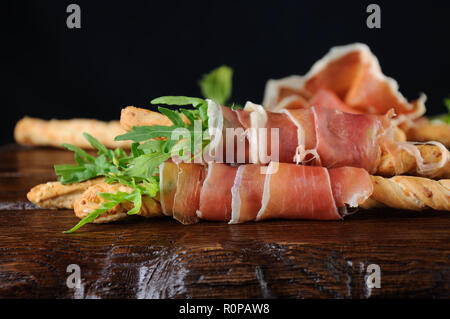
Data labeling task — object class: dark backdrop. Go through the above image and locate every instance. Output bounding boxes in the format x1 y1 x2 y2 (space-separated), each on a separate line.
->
3 0 450 145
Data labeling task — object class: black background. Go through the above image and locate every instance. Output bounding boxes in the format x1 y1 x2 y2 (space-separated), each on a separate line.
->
2 0 450 145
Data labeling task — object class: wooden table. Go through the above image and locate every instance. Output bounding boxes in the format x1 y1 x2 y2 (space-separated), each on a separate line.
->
0 144 449 298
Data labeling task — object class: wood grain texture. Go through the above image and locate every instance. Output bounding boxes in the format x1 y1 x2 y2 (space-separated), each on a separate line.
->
0 145 450 298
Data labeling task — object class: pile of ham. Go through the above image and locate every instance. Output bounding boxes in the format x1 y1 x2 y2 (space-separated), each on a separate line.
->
262 43 426 121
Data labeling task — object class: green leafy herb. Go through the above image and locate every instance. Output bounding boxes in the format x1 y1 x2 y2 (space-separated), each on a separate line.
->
54 133 125 185
116 96 209 156
58 96 211 233
63 190 141 234
199 65 233 105
431 97 450 124
55 133 159 233
151 96 207 109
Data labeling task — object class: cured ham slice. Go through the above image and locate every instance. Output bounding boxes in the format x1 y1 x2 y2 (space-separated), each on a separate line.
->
159 161 180 216
203 100 445 176
230 164 266 223
205 100 250 163
328 166 374 208
206 99 393 172
172 163 206 224
309 106 390 172
309 89 362 114
282 106 392 172
161 162 373 224
256 163 340 221
197 162 238 221
263 43 425 121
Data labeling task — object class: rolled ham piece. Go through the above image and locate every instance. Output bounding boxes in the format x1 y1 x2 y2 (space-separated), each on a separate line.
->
159 161 373 225
205 99 448 177
206 99 394 174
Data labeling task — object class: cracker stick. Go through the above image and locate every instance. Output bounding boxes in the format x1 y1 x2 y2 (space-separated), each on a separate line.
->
403 119 450 148
361 176 450 211
120 106 173 131
27 178 105 209
73 182 162 223
14 117 131 149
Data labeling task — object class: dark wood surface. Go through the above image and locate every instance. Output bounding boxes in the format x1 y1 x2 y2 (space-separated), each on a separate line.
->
0 144 449 298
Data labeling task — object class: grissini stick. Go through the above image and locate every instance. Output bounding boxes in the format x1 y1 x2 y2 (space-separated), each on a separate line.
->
14 117 132 149
27 178 105 209
360 176 450 211
376 144 450 179
119 106 174 131
120 105 408 140
73 182 162 223
401 118 450 149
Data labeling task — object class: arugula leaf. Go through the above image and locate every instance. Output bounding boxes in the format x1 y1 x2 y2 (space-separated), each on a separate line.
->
115 96 209 157
115 125 177 142
199 65 233 105
125 152 171 179
54 133 126 185
444 98 450 124
158 107 185 127
83 132 113 160
151 96 207 109
59 96 211 233
138 140 166 154
63 190 141 233
431 97 450 124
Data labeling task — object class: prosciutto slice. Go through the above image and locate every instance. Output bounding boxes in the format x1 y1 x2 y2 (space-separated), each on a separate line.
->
206 99 393 172
172 163 206 224
204 101 445 177
204 100 250 164
328 166 373 208
161 162 373 224
230 164 266 223
309 106 390 172
263 43 425 121
159 161 179 216
197 162 238 221
256 163 339 221
283 106 392 172
309 89 362 114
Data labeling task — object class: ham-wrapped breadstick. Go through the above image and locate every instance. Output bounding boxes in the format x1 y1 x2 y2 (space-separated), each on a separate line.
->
64 162 450 225
14 117 131 149
120 104 450 179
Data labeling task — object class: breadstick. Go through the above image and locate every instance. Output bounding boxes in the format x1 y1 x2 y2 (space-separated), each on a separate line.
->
361 176 450 211
73 182 162 224
403 119 450 148
376 144 450 179
120 106 175 131
15 117 131 149
27 178 105 209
